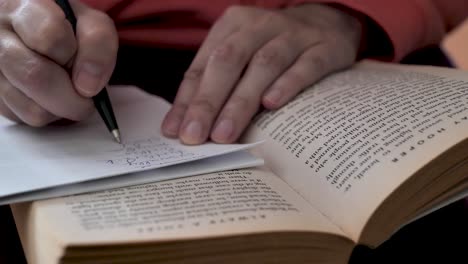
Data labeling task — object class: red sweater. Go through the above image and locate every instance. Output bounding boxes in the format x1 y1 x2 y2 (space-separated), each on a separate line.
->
81 0 468 62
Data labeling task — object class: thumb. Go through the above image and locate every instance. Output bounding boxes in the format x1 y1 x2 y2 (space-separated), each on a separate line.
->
70 0 118 97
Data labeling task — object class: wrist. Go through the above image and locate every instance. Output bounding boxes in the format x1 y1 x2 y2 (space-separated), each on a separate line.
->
320 3 394 61
321 3 368 60
283 3 364 61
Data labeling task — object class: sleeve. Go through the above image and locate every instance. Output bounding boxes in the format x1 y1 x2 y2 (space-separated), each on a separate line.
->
80 0 468 61
77 0 227 48
284 0 468 62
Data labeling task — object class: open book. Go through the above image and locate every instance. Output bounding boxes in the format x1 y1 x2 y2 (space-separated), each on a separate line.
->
11 60 468 263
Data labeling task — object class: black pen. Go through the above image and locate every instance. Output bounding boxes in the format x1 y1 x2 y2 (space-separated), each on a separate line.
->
55 0 121 143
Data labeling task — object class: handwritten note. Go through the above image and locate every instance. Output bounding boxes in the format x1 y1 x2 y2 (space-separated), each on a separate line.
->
0 86 261 199
102 137 197 169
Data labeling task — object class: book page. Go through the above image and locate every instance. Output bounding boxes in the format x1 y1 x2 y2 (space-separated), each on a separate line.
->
0 86 260 199
12 168 346 247
243 60 468 240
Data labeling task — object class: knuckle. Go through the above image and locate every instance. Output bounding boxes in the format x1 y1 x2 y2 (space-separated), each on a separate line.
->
0 36 21 62
210 42 246 67
226 95 254 112
0 0 17 13
170 102 189 116
256 11 284 26
174 102 189 112
302 24 326 40
253 48 287 69
21 57 49 90
190 98 217 116
0 37 51 91
10 1 77 58
1 83 15 100
0 1 7 11
183 68 203 82
34 19 75 57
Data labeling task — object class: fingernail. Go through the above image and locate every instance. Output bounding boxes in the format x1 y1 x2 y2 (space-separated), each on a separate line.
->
182 120 203 144
75 62 103 96
212 119 234 143
265 89 282 106
163 117 181 136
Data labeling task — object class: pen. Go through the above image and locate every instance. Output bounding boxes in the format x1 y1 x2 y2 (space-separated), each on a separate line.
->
55 0 121 143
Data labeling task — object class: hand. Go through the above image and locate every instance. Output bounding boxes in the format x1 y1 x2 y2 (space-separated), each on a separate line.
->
0 0 118 126
162 4 363 145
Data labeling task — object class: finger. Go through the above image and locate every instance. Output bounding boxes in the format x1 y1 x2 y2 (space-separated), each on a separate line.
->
0 73 56 127
161 10 241 137
0 73 22 123
0 99 22 124
162 6 278 138
0 77 22 124
178 30 272 145
3 84 58 127
11 0 77 65
262 44 334 109
211 33 313 143
0 31 93 121
70 0 118 97
178 21 287 145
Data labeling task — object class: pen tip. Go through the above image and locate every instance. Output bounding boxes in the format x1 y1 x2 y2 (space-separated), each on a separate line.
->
112 129 121 144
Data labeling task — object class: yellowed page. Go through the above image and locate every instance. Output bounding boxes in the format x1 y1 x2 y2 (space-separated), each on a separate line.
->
11 167 347 264
11 203 64 264
243 60 468 241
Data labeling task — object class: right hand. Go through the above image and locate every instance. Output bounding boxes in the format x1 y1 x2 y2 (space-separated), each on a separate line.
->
0 0 118 126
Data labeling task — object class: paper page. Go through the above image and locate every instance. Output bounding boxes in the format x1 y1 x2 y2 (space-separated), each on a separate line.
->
12 168 346 246
0 86 261 198
1 151 263 205
402 183 468 228
243 60 468 240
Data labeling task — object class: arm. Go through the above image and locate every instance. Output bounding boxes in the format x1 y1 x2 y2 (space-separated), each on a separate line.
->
80 0 468 146
82 0 468 61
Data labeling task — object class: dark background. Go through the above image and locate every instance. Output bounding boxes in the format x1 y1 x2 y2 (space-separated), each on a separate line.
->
1 45 467 264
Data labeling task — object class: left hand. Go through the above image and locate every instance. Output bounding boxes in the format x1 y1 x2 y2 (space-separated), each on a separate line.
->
162 4 363 145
